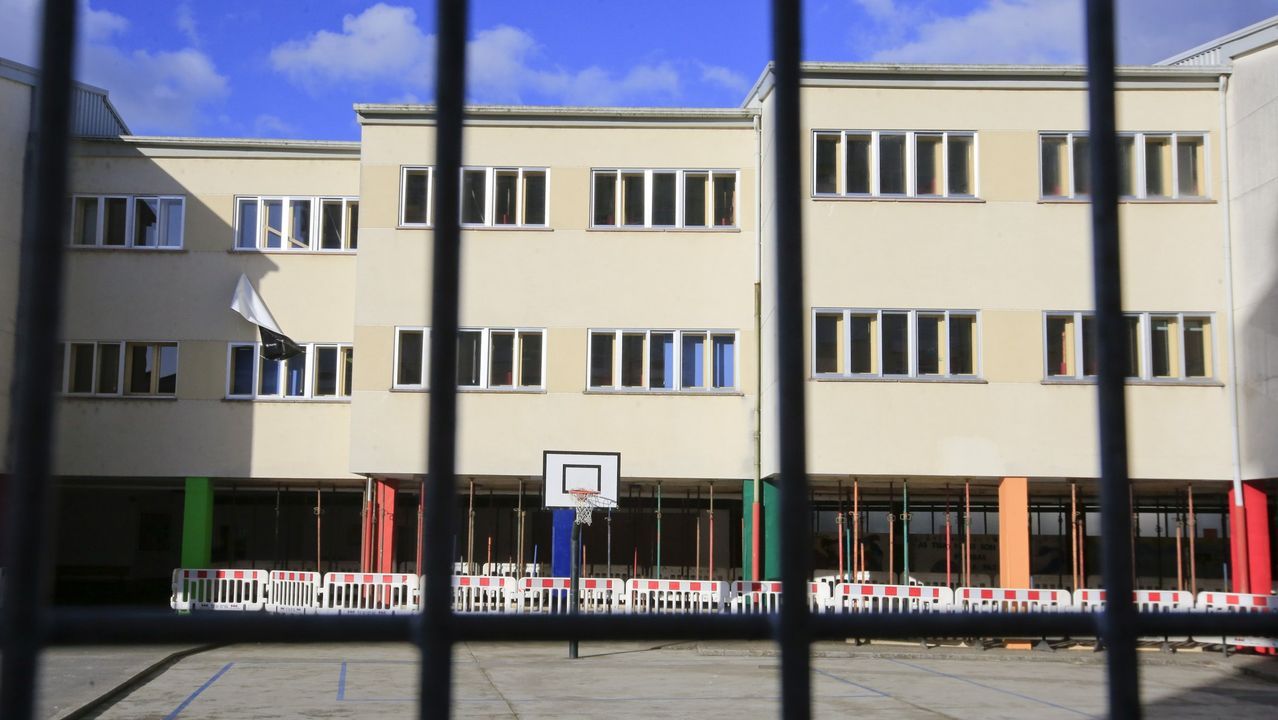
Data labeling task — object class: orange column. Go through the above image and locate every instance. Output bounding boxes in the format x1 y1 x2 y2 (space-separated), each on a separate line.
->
998 477 1030 588
376 480 396 573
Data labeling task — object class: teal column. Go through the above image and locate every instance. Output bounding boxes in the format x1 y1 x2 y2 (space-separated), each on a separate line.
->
762 478 781 581
181 477 214 567
742 480 755 581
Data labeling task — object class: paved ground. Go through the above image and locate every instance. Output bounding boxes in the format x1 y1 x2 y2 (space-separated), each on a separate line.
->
34 645 198 719
74 641 1277 719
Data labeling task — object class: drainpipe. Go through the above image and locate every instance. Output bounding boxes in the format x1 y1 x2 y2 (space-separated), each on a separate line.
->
1217 73 1249 593
752 111 764 581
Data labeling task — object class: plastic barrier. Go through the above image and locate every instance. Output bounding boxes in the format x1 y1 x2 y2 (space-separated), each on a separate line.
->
730 581 832 613
320 572 420 615
955 587 1072 612
833 583 954 613
452 575 517 613
626 579 727 614
1197 591 1278 649
171 568 267 612
518 577 625 613
1073 588 1194 613
265 570 321 614
481 563 539 578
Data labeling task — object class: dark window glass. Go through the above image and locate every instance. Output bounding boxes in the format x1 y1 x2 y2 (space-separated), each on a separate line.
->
129 344 153 394
650 332 674 389
917 315 941 374
713 175 736 226
593 174 616 226
1151 317 1173 377
652 173 676 226
231 345 255 395
237 199 258 248
157 345 178 394
134 198 159 246
879 135 906 194
815 135 838 193
621 334 645 387
259 356 280 395
457 331 482 386
462 170 486 224
949 316 975 375
321 201 343 249
1082 316 1098 377
284 353 305 396
684 174 707 227
489 332 514 387
104 197 128 246
494 171 517 225
403 170 429 224
948 136 973 196
622 174 645 226
69 343 95 393
96 342 120 393
315 347 339 396
590 333 614 387
846 136 871 194
814 314 840 374
523 173 546 225
850 316 874 373
1184 318 1207 377
1046 316 1070 376
397 331 423 386
882 313 908 374
519 333 542 387
1072 136 1091 196
1125 316 1141 377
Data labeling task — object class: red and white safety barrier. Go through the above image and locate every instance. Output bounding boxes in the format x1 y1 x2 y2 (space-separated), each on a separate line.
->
626 579 727 614
730 581 832 613
955 587 1072 612
1073 588 1194 613
452 575 517 613
1197 591 1278 649
320 572 419 614
833 584 954 613
518 577 625 613
265 570 322 614
171 568 267 612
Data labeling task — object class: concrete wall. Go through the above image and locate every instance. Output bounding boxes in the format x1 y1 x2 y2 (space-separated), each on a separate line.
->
351 114 760 480
0 75 31 473
57 140 362 479
761 70 1234 482
1227 44 1278 480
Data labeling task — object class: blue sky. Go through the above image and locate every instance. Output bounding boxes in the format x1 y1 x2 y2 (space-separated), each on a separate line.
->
3 1 1277 139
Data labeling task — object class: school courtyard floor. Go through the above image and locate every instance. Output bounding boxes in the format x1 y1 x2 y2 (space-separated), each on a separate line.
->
41 640 1278 719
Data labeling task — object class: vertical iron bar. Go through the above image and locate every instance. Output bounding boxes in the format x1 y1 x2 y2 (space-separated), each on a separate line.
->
419 0 468 716
1084 1 1140 716
0 1 78 717
771 1 811 718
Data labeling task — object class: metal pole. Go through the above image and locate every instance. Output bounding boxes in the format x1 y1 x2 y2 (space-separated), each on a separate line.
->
1084 1 1140 713
888 511 895 584
964 480 971 587
1187 485 1197 595
709 483 715 581
607 507 613 579
656 483 663 579
902 479 910 583
945 491 952 588
517 479 525 576
419 0 467 714
1071 482 1079 590
316 486 323 573
0 2 77 715
772 0 812 713
569 520 581 659
853 479 859 580
467 479 475 575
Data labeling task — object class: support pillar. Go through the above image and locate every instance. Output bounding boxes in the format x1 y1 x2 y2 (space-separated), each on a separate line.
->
376 480 396 573
997 477 1030 588
180 477 214 568
1229 481 1272 595
742 478 782 581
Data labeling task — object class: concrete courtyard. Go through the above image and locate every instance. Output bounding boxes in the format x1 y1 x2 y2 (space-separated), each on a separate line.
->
51 640 1278 719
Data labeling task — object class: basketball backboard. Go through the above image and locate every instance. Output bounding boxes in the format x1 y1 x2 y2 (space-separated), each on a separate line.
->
543 451 620 509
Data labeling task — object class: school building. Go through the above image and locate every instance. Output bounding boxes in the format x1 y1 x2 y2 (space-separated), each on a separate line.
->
1 16 1276 603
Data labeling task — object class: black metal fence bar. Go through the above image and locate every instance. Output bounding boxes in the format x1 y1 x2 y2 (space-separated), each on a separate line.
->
771 1 812 719
0 1 78 718
38 609 1277 646
419 0 469 717
1084 2 1140 717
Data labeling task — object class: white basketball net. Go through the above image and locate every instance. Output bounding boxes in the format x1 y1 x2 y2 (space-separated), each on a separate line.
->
569 491 602 526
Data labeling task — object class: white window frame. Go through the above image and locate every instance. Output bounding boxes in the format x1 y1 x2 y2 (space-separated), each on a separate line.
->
458 167 550 228
59 341 126 396
399 166 435 227
589 169 740 229
392 327 430 390
810 308 982 380
317 197 360 251
585 328 740 393
1037 131 1210 201
809 131 979 200
225 342 353 400
1041 311 1215 382
455 327 546 391
233 196 358 253
68 194 185 249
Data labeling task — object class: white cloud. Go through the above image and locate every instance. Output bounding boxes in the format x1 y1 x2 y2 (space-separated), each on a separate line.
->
253 114 296 137
867 0 1081 64
0 0 228 134
269 3 435 91
269 8 681 105
175 1 200 47
699 64 750 94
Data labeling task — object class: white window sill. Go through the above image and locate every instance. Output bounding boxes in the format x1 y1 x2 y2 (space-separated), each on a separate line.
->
811 374 986 384
584 388 743 396
229 248 358 255
62 393 178 400
460 225 554 232
223 396 352 403
588 226 741 233
389 387 548 394
1041 377 1222 387
1037 197 1214 204
68 245 186 252
809 194 984 204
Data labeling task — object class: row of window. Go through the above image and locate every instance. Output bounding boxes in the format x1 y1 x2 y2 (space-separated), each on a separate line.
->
395 327 545 390
811 130 1208 201
401 167 740 229
70 195 185 249
1045 311 1212 381
228 343 354 399
235 196 359 251
56 341 178 396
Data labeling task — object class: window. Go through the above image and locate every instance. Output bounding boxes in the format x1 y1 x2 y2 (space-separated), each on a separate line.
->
459 167 549 227
1039 132 1207 200
812 309 979 379
58 341 174 396
236 196 358 251
591 170 738 228
227 342 353 399
1043 312 1211 381
587 329 738 392
394 327 543 391
401 166 434 226
812 131 976 198
68 195 184 249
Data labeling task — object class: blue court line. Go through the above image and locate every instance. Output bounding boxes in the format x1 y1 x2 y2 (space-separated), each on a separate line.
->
164 662 234 720
813 668 891 697
336 661 347 700
885 658 1096 717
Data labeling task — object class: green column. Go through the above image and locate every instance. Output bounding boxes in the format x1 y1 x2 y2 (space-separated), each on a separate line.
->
181 477 214 567
742 478 781 581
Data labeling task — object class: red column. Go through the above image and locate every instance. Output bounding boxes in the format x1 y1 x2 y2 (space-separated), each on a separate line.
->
360 480 374 572
376 480 397 573
1229 482 1271 595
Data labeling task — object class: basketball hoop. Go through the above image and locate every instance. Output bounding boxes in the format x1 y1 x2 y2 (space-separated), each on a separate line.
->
568 489 601 526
